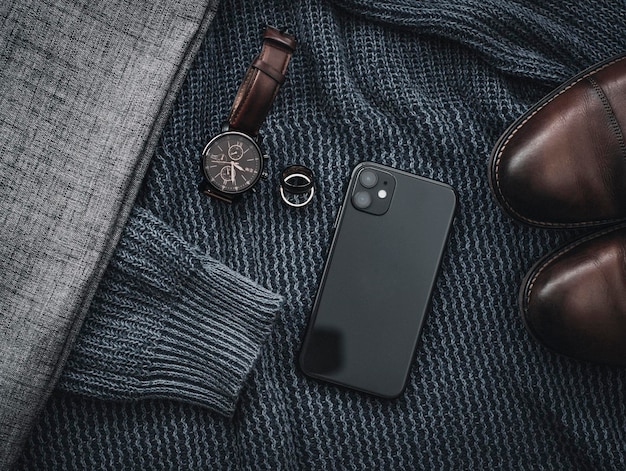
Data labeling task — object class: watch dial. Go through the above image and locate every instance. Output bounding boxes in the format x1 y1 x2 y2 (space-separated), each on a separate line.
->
202 132 263 194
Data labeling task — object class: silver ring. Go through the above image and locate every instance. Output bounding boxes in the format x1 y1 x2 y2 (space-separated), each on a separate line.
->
280 173 315 208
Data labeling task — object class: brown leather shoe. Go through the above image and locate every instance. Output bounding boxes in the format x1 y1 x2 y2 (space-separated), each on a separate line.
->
520 224 626 366
489 54 626 228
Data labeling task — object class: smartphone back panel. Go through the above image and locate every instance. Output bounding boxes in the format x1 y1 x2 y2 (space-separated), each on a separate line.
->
300 162 456 398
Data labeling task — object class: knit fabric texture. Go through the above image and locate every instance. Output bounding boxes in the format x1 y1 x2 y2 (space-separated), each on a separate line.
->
18 0 626 469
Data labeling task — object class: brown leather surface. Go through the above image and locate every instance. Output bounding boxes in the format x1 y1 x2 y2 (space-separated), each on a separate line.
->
228 26 295 136
520 224 626 366
489 54 626 228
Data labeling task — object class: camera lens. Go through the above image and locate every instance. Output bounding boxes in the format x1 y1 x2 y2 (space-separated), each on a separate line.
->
352 191 372 209
359 170 378 188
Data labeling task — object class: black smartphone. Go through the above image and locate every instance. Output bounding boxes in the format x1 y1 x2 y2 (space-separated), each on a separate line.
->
299 162 456 398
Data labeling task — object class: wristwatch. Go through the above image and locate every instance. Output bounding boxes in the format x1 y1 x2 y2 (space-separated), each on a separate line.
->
200 26 296 203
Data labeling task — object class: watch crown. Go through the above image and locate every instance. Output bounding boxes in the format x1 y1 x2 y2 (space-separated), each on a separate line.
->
261 171 269 180
263 154 269 160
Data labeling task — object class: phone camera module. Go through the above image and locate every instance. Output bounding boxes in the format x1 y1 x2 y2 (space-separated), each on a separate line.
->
352 166 396 215
359 170 378 188
352 191 372 209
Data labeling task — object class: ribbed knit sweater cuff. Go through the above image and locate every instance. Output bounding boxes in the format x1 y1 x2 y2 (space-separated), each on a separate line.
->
58 207 283 417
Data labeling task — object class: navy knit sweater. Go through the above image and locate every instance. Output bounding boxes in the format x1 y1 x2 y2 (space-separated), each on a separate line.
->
18 0 626 469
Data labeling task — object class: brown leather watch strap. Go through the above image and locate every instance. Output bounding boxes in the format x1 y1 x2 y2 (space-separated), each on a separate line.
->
227 26 296 136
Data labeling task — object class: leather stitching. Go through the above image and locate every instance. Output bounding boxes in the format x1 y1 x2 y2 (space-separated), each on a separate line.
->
228 64 256 127
493 55 626 228
230 45 268 134
523 223 626 311
586 76 626 161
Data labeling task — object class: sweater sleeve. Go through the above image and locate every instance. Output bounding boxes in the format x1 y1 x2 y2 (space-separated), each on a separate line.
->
57 206 283 417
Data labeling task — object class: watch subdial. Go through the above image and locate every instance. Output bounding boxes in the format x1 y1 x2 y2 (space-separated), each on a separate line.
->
228 142 245 161
219 165 234 183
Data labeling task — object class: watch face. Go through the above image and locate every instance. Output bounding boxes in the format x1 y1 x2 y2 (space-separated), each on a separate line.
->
202 131 263 194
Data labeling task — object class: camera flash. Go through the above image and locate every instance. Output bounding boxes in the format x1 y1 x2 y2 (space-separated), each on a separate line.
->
377 189 387 199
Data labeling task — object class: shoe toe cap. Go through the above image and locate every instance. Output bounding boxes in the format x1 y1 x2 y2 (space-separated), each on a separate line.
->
491 59 626 227
521 227 626 366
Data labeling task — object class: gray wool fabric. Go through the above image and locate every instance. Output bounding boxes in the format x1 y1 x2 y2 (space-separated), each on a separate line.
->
0 0 218 467
16 0 626 469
